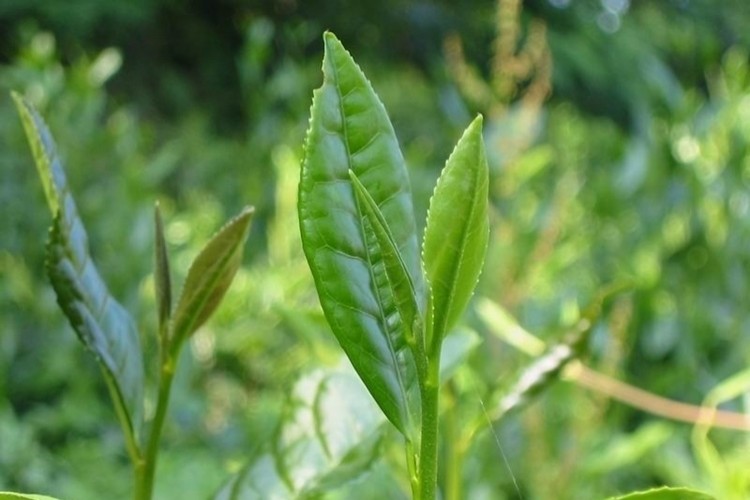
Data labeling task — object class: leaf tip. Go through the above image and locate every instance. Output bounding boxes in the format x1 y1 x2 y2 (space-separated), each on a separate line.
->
10 89 23 104
323 30 340 47
10 91 35 121
234 205 256 232
240 205 256 217
466 114 486 145
322 31 352 68
10 91 29 122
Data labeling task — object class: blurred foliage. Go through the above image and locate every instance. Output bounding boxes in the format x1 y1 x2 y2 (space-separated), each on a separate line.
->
1 0 750 499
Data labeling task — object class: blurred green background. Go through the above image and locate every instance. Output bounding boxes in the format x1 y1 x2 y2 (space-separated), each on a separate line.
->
1 0 749 498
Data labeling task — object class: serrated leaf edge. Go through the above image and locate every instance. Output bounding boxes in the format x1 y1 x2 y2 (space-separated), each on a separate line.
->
169 206 254 352
421 114 489 349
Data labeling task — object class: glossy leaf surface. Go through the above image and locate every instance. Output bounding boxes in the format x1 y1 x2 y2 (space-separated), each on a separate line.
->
298 32 422 436
215 365 384 500
13 92 145 443
423 115 489 347
170 207 253 353
606 486 715 500
349 170 421 346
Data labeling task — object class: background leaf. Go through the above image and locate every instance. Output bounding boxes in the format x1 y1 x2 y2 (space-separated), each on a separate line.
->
483 287 622 420
13 92 145 448
439 328 481 382
0 493 62 500
298 32 423 436
153 202 172 334
605 486 716 499
215 363 385 500
170 206 253 353
422 115 489 347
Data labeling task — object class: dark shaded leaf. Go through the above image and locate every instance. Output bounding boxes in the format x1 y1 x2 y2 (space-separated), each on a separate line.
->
13 92 144 447
154 202 172 337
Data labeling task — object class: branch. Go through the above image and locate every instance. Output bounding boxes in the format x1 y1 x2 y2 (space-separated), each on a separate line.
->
564 361 750 432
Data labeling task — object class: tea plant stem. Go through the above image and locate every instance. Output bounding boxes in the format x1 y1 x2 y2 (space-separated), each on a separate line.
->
443 383 470 500
418 359 441 500
134 357 176 500
104 378 143 468
406 439 421 498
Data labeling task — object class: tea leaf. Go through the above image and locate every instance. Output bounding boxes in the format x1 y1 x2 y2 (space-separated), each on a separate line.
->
170 207 253 353
349 170 421 348
154 202 172 336
215 365 385 499
298 32 422 437
0 493 62 500
439 328 481 382
13 92 145 449
606 486 715 500
422 115 489 349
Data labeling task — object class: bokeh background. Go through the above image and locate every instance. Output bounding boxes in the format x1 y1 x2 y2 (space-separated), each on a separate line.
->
1 0 750 498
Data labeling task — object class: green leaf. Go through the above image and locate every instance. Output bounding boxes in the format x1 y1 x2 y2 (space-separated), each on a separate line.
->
605 486 716 500
298 32 423 437
0 493 62 500
439 328 481 383
215 364 385 500
476 297 546 357
348 170 421 347
153 202 172 336
422 115 489 349
170 206 253 353
13 92 145 449
582 422 672 474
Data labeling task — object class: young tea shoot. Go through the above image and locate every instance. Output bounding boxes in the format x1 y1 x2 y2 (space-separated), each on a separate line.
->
12 92 253 500
297 32 489 499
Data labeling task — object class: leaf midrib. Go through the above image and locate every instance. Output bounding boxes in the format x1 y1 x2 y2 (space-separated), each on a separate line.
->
171 238 242 348
431 146 484 342
328 43 414 431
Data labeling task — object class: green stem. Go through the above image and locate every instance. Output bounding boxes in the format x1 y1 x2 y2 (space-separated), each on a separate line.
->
406 439 421 498
418 358 441 500
134 355 176 500
443 384 466 500
102 375 142 468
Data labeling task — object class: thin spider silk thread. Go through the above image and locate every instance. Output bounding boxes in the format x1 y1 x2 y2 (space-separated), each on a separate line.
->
477 395 524 499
